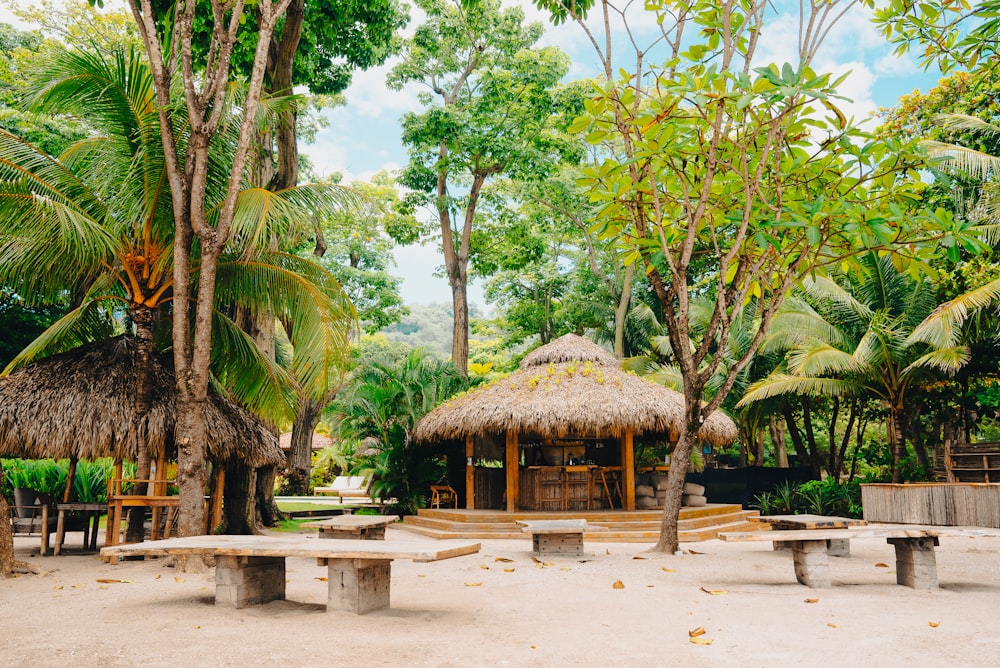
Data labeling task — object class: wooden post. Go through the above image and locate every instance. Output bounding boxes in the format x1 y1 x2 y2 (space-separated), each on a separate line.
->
63 456 78 503
465 435 475 510
209 465 225 534
506 430 519 512
622 427 635 511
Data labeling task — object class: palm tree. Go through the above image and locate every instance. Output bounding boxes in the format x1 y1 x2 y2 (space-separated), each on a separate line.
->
0 43 357 538
738 253 978 481
333 348 473 513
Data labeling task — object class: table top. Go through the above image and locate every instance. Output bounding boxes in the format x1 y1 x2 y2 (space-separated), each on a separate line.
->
100 534 480 562
301 515 399 530
756 514 867 530
57 503 107 511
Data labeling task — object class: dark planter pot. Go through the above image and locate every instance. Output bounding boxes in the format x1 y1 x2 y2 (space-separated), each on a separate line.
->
13 487 39 518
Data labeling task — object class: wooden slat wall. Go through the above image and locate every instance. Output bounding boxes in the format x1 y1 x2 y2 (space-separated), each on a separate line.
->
861 483 1000 528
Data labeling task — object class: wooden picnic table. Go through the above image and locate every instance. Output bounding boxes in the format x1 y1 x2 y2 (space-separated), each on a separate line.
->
54 503 106 556
755 514 867 556
301 515 399 540
101 534 480 614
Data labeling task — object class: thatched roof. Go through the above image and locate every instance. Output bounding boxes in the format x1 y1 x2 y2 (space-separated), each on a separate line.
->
279 431 333 451
413 333 737 445
0 335 282 467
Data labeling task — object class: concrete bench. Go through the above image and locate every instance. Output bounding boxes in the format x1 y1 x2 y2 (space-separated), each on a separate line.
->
301 515 399 540
719 527 989 589
101 534 479 614
516 519 606 557
752 514 868 557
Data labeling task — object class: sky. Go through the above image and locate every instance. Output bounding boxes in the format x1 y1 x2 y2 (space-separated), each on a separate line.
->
300 1 941 307
1 1 942 307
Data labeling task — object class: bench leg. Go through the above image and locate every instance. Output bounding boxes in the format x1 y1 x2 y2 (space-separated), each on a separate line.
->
533 532 584 557
826 538 851 557
790 540 831 588
325 558 392 614
215 556 286 608
888 537 939 589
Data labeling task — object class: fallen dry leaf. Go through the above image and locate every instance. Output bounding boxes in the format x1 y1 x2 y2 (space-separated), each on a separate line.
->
688 549 704 555
504 568 515 573
874 563 889 568
700 586 728 596
464 582 483 587
689 627 706 637
480 564 490 570
612 580 625 589
531 556 542 564
828 623 839 629
542 562 554 567
53 586 63 590
315 577 328 582
929 621 940 628
416 574 425 578
495 557 514 563
174 577 185 583
96 578 131 584
71 584 86 588
154 574 161 580
632 555 646 560
804 598 819 604
661 567 676 573
689 637 714 646
605 549 610 555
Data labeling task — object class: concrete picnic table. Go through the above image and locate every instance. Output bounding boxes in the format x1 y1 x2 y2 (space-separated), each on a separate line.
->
516 519 606 557
101 534 480 614
755 514 868 556
301 514 400 540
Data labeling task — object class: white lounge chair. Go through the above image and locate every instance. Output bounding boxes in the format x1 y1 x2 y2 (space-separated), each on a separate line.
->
314 475 373 503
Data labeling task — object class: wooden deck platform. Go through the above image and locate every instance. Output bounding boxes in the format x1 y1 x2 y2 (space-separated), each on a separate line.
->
398 504 758 542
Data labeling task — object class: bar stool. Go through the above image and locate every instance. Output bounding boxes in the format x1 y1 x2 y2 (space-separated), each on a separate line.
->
538 467 565 510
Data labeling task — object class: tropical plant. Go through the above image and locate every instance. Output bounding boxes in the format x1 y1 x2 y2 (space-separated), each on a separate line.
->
740 253 984 481
333 348 474 514
0 42 358 427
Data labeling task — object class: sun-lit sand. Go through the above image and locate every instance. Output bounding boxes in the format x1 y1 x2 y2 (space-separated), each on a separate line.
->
3 528 999 666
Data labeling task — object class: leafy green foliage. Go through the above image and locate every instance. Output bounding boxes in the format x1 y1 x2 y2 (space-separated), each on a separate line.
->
332 348 475 514
752 478 862 518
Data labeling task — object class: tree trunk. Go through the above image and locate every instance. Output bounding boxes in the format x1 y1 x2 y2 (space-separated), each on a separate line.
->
126 306 157 542
890 405 906 483
256 466 283 527
450 275 470 375
612 263 634 358
286 398 323 495
653 425 699 554
221 461 256 535
770 417 788 467
174 396 210 536
1 462 13 577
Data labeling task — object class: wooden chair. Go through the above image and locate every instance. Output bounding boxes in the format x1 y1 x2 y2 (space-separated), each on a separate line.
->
430 484 458 509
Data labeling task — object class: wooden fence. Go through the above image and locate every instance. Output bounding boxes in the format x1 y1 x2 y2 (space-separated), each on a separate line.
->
861 482 1000 528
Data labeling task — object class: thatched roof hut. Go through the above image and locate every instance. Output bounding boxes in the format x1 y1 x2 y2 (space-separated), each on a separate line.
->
413 333 737 445
413 334 737 513
0 335 281 467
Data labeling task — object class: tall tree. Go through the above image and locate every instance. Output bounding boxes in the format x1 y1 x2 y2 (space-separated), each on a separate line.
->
122 0 294 538
388 0 570 374
535 0 975 552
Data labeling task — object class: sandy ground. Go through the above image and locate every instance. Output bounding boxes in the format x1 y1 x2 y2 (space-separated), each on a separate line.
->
2 527 1000 667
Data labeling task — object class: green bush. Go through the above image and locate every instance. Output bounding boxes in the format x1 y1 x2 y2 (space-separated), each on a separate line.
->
751 478 863 519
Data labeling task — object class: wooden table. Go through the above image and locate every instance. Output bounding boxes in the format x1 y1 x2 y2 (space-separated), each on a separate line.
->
54 503 106 556
101 534 480 614
516 519 606 557
756 514 867 556
105 495 180 546
301 515 399 540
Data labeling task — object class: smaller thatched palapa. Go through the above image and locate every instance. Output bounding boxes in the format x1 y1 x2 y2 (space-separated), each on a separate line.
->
413 334 737 445
0 335 281 467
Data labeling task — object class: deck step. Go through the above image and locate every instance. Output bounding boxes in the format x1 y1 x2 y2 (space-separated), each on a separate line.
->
397 504 760 543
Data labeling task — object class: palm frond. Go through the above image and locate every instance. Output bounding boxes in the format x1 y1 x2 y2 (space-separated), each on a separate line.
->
786 342 856 376
2 296 122 374
924 141 1000 180
738 374 857 406
908 277 1000 348
211 253 359 398
802 274 872 324
905 346 971 375
209 310 298 426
